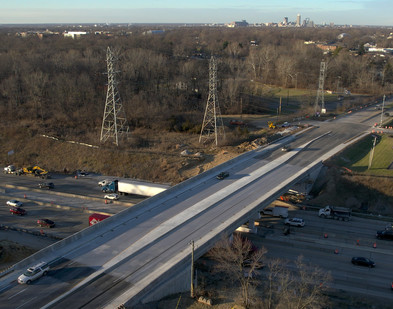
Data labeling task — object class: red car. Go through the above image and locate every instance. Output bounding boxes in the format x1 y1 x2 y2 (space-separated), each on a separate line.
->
37 219 55 228
10 207 26 216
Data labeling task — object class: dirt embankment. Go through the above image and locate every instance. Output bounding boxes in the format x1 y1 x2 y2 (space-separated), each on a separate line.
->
308 166 393 216
0 240 36 270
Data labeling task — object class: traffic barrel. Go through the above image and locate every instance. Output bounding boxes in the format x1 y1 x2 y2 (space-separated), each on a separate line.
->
373 243 377 248
324 233 328 238
334 249 338 254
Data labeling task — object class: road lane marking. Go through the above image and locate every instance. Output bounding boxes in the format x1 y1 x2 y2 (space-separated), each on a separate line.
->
15 296 37 309
8 288 27 299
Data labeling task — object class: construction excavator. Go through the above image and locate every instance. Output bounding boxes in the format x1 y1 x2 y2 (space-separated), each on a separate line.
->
268 121 276 129
20 166 50 179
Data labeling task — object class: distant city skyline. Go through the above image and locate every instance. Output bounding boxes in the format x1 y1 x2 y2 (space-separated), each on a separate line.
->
1 0 392 26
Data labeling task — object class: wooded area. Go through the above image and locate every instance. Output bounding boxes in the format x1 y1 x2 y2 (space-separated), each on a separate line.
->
0 25 392 142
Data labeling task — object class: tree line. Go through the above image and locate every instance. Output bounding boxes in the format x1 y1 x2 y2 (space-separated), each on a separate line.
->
0 26 392 141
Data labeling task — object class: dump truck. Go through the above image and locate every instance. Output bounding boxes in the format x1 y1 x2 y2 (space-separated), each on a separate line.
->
117 180 170 197
318 205 351 221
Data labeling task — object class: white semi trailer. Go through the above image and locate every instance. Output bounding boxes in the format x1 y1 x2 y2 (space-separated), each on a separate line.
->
117 180 170 197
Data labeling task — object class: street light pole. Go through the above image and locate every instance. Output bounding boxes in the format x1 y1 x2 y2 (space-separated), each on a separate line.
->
380 94 386 127
190 240 195 298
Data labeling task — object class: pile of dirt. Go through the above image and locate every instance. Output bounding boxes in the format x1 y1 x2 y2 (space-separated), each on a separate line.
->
308 166 393 216
0 240 36 270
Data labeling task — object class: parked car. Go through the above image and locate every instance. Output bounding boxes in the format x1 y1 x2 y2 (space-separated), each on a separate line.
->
284 218 305 227
76 170 89 177
216 171 229 180
37 219 55 228
38 182 54 189
376 229 393 240
6 199 23 207
18 262 49 284
10 207 26 216
351 257 375 268
104 193 119 200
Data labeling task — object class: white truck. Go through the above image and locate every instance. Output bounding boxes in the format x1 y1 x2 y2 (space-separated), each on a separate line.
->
261 205 289 218
117 180 170 197
318 205 351 221
3 165 16 174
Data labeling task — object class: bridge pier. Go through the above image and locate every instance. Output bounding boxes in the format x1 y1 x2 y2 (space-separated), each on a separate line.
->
128 265 191 307
235 217 258 234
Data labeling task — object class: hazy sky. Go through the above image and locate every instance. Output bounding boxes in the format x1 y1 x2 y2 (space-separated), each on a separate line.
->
1 0 392 26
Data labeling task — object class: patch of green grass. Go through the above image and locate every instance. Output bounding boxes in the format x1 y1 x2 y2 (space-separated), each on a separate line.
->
332 134 393 176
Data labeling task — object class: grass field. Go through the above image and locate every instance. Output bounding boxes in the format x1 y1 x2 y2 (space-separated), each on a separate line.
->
331 134 393 176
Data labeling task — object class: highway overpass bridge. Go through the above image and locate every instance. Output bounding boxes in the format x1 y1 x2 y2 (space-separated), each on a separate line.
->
0 106 388 308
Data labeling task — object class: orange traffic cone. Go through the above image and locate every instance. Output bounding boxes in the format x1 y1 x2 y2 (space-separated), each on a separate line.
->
324 233 328 238
334 249 338 254
373 243 377 248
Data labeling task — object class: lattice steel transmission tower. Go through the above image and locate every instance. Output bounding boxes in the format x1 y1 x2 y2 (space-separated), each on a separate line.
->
199 56 225 145
314 61 327 114
100 46 130 146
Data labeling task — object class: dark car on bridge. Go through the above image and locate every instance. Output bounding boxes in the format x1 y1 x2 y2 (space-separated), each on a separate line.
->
216 171 229 180
351 257 375 268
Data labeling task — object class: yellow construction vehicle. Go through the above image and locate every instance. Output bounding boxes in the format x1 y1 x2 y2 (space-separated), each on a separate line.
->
21 166 50 179
268 121 276 129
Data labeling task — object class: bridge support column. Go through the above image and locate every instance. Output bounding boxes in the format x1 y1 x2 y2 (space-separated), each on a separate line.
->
235 219 258 234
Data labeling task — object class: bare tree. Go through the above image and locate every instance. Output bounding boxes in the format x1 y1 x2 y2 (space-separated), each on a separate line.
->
208 234 267 308
262 256 332 309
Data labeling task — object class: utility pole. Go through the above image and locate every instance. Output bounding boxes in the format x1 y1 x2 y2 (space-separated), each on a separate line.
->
199 56 225 146
277 97 282 123
380 94 386 127
100 46 130 146
190 240 195 298
314 61 327 115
